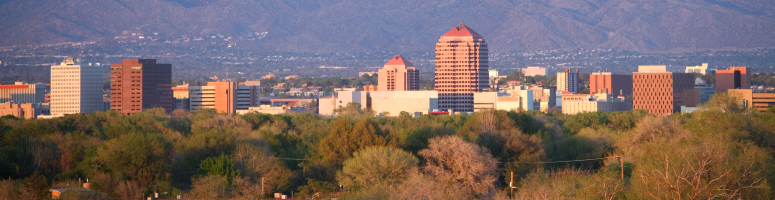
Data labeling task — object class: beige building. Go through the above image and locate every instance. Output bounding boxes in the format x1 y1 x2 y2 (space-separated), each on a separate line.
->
557 69 580 94
728 89 775 111
435 24 489 113
685 63 709 75
236 105 291 115
0 102 49 119
562 92 632 115
0 82 46 104
370 91 438 116
522 66 547 77
318 90 439 116
378 55 419 91
189 82 259 113
50 58 104 116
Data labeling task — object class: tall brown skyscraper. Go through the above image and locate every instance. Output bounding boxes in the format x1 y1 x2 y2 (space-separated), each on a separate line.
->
378 55 419 91
435 24 489 113
110 59 174 115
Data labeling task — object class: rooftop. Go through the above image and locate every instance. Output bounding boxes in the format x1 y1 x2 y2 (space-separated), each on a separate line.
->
384 54 414 67
441 24 483 39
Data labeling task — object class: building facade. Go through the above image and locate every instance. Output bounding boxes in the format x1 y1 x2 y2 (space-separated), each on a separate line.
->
561 93 632 115
110 59 174 115
189 81 259 113
378 55 419 91
0 102 49 119
589 72 633 97
633 66 698 115
435 24 489 113
728 89 775 111
50 58 104 116
522 66 547 77
685 63 709 75
0 82 46 104
694 78 715 104
716 67 750 93
172 84 190 110
557 69 580 94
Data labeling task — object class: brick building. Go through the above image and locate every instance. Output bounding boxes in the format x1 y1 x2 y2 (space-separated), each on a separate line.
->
589 72 633 97
716 67 750 93
110 59 174 115
632 65 698 115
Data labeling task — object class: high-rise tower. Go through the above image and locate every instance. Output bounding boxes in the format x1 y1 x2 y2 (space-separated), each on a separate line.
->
434 24 489 113
110 59 174 115
50 58 104 116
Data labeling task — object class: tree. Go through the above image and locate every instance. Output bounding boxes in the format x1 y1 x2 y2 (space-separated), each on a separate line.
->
231 144 291 198
700 92 747 113
21 173 48 200
317 118 386 165
337 146 419 190
199 155 241 184
187 175 230 199
419 136 499 198
116 180 144 200
96 132 172 185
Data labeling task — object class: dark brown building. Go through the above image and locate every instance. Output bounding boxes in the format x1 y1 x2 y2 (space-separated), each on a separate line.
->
716 67 750 93
633 67 698 115
110 59 174 115
590 72 633 97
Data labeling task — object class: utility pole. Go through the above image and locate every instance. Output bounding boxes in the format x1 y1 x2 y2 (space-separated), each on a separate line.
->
261 177 265 196
618 156 624 179
510 171 514 199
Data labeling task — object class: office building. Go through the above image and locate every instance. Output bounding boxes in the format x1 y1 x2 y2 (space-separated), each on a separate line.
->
0 102 49 119
589 72 633 97
110 59 174 115
685 63 709 75
236 105 291 115
50 58 104 116
557 69 580 94
522 66 547 77
694 78 715 104
378 55 419 91
0 82 46 104
633 65 698 115
172 84 190 110
728 89 775 111
716 67 750 93
561 92 632 115
435 24 489 113
189 81 259 113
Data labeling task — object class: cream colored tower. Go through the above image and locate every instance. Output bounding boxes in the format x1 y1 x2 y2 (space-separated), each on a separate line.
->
50 58 104 115
378 55 419 91
435 24 489 112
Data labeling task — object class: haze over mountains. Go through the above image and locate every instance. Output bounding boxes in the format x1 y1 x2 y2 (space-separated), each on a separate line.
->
1 0 774 53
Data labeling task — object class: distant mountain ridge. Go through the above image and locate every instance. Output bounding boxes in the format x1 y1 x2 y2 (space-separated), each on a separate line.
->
1 0 774 53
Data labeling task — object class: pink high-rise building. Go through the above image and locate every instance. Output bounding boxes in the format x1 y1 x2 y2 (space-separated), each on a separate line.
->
435 24 489 113
378 55 419 91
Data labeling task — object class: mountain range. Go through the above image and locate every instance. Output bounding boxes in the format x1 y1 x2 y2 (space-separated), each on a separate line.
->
1 0 774 53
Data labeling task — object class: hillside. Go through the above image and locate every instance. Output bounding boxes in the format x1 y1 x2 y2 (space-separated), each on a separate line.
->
1 0 774 53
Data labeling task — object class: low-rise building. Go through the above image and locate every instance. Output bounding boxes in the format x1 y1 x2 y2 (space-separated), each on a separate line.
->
0 82 46 104
522 66 547 77
728 89 775 111
695 78 715 104
236 105 291 115
561 92 632 115
0 102 50 119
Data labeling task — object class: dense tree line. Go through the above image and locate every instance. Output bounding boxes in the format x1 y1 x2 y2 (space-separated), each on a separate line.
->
1 92 774 199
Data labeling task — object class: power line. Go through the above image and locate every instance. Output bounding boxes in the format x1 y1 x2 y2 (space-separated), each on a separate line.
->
498 156 620 164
